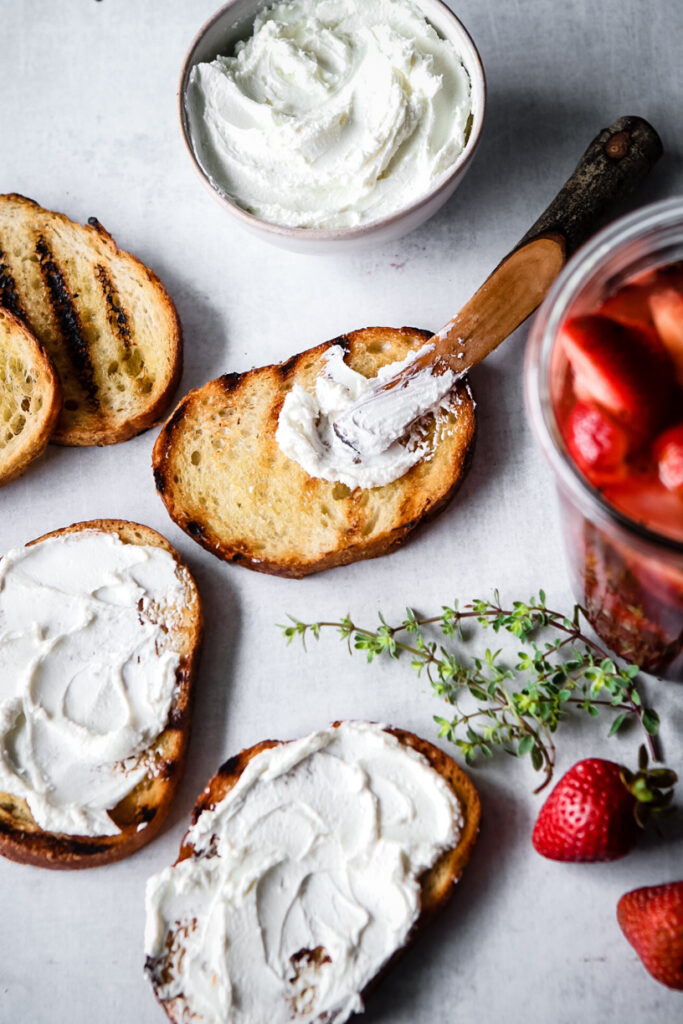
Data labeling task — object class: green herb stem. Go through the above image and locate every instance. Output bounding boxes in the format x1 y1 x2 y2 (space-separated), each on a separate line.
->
280 592 661 791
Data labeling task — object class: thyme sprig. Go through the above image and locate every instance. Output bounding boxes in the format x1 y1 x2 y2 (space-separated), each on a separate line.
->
280 590 661 793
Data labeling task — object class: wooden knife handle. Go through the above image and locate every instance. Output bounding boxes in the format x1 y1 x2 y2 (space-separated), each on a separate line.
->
517 115 663 258
435 116 663 372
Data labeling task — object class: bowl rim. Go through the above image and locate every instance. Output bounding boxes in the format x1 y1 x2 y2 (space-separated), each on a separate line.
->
177 0 487 241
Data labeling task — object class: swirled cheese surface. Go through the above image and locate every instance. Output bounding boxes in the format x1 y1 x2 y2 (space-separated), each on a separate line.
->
145 721 463 1024
0 530 184 836
185 0 473 228
276 343 459 488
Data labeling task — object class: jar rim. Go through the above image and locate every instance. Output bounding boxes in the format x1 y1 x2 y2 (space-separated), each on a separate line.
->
525 196 683 557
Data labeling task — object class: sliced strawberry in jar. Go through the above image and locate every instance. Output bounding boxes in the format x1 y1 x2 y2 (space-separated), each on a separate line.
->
563 401 629 485
560 315 674 440
649 288 683 386
603 477 683 543
600 284 654 330
654 423 683 495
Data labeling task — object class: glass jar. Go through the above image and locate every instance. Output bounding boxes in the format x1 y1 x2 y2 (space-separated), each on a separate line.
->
525 198 683 680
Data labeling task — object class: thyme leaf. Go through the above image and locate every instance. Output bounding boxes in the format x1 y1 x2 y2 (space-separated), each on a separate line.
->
279 592 661 793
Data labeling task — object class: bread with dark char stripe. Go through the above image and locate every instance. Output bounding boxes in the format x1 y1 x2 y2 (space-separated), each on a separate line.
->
0 519 203 869
0 194 182 446
152 326 477 578
0 307 61 485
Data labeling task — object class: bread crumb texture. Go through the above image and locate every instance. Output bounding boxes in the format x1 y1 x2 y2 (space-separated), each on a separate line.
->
0 307 60 485
153 326 476 577
0 193 182 446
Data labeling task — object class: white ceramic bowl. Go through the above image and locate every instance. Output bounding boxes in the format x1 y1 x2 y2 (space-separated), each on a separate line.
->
178 0 486 253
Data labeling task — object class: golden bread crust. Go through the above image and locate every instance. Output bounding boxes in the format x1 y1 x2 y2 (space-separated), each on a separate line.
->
0 193 182 446
0 307 61 486
153 327 477 578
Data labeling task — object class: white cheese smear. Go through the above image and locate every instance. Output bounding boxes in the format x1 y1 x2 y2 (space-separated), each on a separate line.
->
185 0 473 228
0 531 185 836
145 721 463 1024
276 343 458 489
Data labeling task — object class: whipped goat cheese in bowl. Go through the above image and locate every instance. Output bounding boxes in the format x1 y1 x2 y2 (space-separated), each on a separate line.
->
179 0 485 251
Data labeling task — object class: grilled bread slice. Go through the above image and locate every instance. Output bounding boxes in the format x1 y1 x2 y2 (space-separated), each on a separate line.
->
153 326 476 578
0 519 203 869
145 723 480 1024
0 307 61 485
0 193 182 446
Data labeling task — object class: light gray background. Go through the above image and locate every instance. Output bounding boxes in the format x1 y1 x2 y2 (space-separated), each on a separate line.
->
1 1 682 1022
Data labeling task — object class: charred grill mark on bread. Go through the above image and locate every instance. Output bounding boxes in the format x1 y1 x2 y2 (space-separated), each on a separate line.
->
95 263 132 351
185 521 206 539
278 353 300 379
0 819 113 858
138 806 158 824
335 333 351 355
218 372 241 394
189 742 281 825
154 467 167 494
86 216 114 244
95 262 158 398
167 705 187 731
164 402 189 439
0 195 183 446
217 754 241 779
35 235 99 409
0 250 27 320
153 402 188 494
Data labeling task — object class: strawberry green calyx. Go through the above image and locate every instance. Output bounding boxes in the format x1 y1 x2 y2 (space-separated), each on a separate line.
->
619 745 678 830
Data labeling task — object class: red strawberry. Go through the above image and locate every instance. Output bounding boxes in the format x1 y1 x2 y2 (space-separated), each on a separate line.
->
532 751 676 863
600 284 655 331
650 288 683 386
564 401 629 485
617 882 683 990
560 315 675 440
533 758 638 861
654 423 683 496
603 477 683 543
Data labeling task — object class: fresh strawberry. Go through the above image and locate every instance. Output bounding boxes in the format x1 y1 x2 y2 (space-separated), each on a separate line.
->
560 315 675 440
654 423 683 496
649 288 683 386
563 401 629 485
532 750 676 863
617 882 683 990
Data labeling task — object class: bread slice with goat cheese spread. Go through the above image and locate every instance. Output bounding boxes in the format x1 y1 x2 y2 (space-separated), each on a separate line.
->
0 193 182 446
152 326 477 578
0 306 61 486
0 519 202 869
144 721 480 1024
